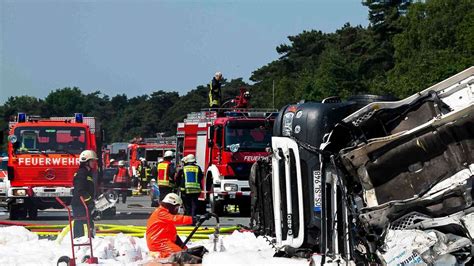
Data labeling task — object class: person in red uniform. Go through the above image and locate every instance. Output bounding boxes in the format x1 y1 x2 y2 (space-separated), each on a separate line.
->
113 160 130 203
146 193 212 258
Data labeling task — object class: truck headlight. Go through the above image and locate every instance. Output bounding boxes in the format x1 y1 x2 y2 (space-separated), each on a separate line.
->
224 184 238 192
13 189 26 196
282 112 295 136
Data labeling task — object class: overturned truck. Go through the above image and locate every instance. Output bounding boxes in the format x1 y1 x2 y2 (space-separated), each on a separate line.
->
251 67 474 265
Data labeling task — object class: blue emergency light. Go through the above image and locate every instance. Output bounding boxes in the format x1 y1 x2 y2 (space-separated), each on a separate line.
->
75 113 83 123
225 112 245 117
18 113 26 123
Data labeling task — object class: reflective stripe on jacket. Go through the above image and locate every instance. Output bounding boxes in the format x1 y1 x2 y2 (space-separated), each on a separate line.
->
146 206 193 257
157 161 171 187
183 165 201 194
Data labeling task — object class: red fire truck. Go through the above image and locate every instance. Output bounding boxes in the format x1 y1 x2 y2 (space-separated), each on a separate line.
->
6 113 101 220
176 93 276 216
103 142 128 167
127 137 176 177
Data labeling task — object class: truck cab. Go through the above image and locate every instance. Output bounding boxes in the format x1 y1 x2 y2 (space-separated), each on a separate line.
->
177 109 276 216
6 113 99 220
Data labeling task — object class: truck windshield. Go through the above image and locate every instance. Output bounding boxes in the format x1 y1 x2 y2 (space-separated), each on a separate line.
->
224 121 272 151
0 158 7 170
13 127 86 154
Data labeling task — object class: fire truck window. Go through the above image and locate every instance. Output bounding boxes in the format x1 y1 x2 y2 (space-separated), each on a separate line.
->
225 122 271 151
20 131 38 151
14 127 86 154
215 126 223 147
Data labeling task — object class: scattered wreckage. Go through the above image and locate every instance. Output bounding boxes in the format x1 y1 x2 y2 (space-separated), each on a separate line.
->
251 66 474 265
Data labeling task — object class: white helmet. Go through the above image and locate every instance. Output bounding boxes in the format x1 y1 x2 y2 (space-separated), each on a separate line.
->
215 72 222 79
162 193 183 206
150 178 156 183
139 157 146 162
109 159 116 163
118 160 125 166
181 156 187 163
185 154 196 163
79 150 98 163
164 151 174 158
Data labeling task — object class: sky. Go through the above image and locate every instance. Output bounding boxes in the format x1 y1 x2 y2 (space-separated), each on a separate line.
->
0 0 369 104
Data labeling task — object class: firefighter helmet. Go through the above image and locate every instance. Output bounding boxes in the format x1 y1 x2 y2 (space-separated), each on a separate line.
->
79 150 98 163
215 72 222 79
186 154 196 163
118 160 125 166
164 151 174 158
109 159 115 164
162 193 183 206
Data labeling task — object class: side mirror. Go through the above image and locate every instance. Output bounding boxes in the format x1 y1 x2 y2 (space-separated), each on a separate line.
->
0 131 3 145
102 129 106 143
208 126 214 139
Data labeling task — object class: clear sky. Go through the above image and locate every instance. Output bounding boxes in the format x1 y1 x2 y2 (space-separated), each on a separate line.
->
0 0 368 104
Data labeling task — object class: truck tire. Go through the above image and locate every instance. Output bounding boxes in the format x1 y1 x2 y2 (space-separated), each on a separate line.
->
9 204 27 220
239 203 251 217
28 206 38 220
211 200 224 217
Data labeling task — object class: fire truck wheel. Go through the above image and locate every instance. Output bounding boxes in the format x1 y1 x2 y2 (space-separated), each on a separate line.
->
9 205 27 220
28 206 38 220
211 200 224 217
238 203 251 217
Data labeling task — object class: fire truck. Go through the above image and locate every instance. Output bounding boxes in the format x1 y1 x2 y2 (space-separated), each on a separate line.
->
0 155 8 207
127 136 176 178
6 113 102 220
176 90 276 216
103 142 128 167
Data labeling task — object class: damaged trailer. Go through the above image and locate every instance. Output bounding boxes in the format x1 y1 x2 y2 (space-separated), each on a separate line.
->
250 66 474 265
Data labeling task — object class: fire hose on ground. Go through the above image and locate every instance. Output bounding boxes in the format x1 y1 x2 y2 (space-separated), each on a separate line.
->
0 220 239 241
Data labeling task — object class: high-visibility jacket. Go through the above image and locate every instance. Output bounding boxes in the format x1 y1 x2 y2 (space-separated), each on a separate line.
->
144 167 151 181
157 161 171 187
183 165 201 194
146 206 193 257
114 167 129 184
209 77 221 107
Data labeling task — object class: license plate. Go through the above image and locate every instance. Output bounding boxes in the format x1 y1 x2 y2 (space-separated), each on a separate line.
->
229 194 236 199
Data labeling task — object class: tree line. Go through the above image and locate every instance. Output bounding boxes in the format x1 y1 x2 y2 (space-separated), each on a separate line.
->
1 0 473 149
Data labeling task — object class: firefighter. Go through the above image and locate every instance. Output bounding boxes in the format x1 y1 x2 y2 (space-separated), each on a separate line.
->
137 158 150 194
209 71 223 108
113 160 130 204
150 178 160 207
176 154 203 217
146 193 213 258
157 151 176 200
108 159 116 168
72 150 98 239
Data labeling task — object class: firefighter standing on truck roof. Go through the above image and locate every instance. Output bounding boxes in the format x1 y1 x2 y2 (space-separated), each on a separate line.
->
176 154 203 217
146 193 213 259
157 151 176 200
72 150 98 239
209 72 223 108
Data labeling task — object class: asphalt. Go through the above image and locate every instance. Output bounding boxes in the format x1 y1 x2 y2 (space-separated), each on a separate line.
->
0 195 250 227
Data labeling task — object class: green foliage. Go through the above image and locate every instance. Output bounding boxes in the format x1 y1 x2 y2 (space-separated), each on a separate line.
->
1 0 472 150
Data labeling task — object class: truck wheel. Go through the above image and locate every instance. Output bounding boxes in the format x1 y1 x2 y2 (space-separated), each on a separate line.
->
211 200 224 217
239 203 251 217
9 205 27 220
28 206 38 220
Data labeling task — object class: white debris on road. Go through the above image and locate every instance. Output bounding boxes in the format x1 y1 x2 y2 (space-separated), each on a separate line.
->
0 226 311 265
